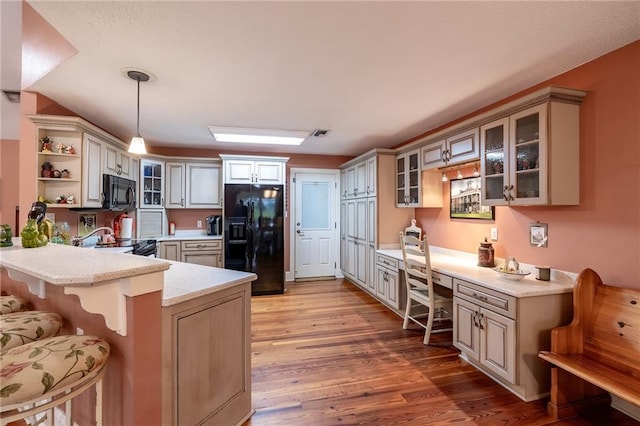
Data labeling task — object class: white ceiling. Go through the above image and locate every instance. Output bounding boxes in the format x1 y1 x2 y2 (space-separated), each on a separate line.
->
2 1 639 156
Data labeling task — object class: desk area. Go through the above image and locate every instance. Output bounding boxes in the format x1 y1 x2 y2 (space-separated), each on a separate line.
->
372 246 575 402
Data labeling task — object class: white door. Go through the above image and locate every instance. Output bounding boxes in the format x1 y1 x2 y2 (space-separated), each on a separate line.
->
293 170 338 279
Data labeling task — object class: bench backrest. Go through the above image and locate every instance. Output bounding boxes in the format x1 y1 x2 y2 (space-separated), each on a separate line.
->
576 269 640 377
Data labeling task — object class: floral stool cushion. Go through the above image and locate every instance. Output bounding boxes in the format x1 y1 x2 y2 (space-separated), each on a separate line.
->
0 311 63 351
0 296 28 315
0 335 109 406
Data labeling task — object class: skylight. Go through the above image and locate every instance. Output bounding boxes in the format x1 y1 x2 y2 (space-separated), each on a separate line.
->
208 126 310 146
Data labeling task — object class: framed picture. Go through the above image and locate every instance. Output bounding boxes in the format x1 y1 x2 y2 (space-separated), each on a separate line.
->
450 177 495 220
78 213 97 237
530 222 548 247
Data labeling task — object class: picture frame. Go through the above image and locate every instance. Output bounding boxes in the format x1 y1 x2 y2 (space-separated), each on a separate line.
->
449 177 495 220
530 222 548 247
78 213 97 237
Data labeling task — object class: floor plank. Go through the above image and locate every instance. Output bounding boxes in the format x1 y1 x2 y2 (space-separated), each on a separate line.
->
244 279 638 425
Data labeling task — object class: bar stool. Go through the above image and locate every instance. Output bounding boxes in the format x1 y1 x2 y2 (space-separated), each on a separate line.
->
0 334 110 426
0 311 63 351
0 296 28 315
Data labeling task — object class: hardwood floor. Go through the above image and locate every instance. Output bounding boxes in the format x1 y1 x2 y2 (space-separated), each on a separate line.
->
244 279 638 425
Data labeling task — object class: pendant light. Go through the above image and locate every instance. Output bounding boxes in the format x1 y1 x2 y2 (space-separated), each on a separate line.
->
473 163 480 177
127 70 150 155
456 167 463 179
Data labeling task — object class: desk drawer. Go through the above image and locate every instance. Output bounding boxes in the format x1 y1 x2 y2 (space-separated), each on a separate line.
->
454 278 516 319
181 240 222 251
431 271 453 289
376 254 398 270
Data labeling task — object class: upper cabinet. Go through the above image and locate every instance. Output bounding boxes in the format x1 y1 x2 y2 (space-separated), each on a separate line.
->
481 98 581 206
342 159 372 199
220 155 288 185
29 114 131 210
140 158 165 208
396 149 442 208
166 161 222 209
103 144 133 179
421 128 480 170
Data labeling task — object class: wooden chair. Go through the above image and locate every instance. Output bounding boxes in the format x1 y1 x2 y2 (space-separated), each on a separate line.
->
400 232 453 345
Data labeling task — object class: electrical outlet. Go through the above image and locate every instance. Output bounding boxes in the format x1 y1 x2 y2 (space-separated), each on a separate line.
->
491 227 498 241
196 220 203 228
76 327 84 335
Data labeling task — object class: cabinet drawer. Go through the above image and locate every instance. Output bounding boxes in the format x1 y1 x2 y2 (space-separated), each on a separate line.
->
431 271 453 289
376 254 398 270
454 278 516 319
181 240 222 251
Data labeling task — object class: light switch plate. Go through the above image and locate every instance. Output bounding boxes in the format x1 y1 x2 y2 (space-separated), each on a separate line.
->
491 227 498 241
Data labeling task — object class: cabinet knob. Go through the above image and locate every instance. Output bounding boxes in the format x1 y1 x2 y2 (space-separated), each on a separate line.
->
181 198 184 207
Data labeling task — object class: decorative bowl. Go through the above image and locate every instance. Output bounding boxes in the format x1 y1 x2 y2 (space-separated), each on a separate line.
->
493 267 531 281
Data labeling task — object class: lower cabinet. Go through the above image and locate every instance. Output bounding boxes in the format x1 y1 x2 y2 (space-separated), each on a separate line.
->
453 277 572 401
375 253 400 310
180 240 222 267
162 282 252 425
160 241 181 261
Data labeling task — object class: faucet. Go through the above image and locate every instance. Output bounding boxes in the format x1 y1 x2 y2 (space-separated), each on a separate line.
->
72 227 114 247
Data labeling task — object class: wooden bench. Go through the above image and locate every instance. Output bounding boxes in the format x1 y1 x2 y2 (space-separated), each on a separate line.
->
539 268 640 420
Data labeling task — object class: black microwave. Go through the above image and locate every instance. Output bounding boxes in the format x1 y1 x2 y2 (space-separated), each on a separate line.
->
103 174 136 211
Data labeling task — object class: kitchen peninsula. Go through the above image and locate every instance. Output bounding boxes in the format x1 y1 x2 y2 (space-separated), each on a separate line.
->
0 240 256 426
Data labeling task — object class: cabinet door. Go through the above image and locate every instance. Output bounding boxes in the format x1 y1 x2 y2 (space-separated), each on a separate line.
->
224 160 254 183
366 198 377 293
82 134 103 208
447 128 479 164
421 139 447 170
376 266 388 299
355 240 367 285
186 163 222 208
366 157 377 197
453 297 480 362
406 150 420 206
480 117 509 206
160 241 181 261
255 161 283 184
480 308 516 384
165 162 186 208
104 145 132 178
345 166 356 198
354 161 367 197
509 104 547 206
340 169 348 199
346 238 356 279
396 155 406 206
385 268 399 308
140 159 164 208
119 151 132 179
175 294 246 425
355 199 367 241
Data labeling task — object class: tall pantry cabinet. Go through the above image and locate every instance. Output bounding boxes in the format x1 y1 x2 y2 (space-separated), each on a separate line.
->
340 149 413 295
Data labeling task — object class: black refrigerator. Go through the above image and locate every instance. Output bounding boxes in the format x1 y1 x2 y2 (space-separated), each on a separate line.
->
224 184 285 295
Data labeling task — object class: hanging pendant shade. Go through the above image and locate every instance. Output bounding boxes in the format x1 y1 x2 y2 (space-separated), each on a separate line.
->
127 70 150 155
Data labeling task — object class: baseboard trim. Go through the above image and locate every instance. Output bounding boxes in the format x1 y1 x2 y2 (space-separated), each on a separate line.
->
612 396 640 421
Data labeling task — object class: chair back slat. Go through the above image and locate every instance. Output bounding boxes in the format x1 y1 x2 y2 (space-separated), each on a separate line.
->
400 232 434 300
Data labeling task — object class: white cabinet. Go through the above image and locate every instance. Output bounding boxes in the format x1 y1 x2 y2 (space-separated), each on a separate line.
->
140 159 165 208
159 241 181 261
220 155 288 184
375 253 400 309
165 162 186 208
395 150 442 208
480 99 581 206
180 240 222 267
454 294 516 384
186 163 221 208
82 134 103 208
340 150 414 296
103 144 132 179
421 128 479 170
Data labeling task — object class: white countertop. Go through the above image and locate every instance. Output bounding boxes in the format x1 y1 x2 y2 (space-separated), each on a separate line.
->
0 239 169 285
162 261 256 307
377 247 576 298
156 230 222 242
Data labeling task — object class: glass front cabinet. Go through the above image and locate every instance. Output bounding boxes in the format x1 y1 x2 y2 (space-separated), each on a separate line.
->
140 159 165 208
396 149 420 207
480 101 579 206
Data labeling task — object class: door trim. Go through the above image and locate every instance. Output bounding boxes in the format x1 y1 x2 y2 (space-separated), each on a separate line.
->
287 168 342 282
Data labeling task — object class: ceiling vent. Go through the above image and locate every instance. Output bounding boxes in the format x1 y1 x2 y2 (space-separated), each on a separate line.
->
311 129 330 137
2 90 20 103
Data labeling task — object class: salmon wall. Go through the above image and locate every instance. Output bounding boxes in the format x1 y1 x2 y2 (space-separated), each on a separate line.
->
411 41 640 288
0 139 20 229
